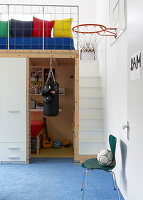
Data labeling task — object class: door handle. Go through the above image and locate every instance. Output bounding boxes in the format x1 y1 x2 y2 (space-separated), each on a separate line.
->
122 125 129 129
122 122 129 130
8 156 19 159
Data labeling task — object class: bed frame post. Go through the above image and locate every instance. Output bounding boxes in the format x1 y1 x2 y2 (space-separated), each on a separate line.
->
74 56 79 162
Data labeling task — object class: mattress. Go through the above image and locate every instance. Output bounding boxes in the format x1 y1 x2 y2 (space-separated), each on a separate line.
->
0 37 75 50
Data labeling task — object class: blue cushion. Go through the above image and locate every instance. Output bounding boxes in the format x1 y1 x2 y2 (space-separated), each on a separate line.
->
0 37 75 50
11 19 33 37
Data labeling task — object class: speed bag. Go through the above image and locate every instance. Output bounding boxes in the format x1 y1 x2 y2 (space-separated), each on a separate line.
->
42 80 59 116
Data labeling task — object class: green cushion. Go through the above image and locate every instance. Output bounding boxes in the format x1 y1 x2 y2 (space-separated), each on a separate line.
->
81 158 115 171
0 21 11 37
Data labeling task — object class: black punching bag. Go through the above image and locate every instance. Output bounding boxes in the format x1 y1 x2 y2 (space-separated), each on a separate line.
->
42 79 59 116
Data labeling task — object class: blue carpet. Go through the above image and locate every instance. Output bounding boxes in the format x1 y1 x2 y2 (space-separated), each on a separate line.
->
0 158 124 200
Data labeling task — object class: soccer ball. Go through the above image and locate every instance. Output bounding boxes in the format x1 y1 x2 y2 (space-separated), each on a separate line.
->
97 149 113 166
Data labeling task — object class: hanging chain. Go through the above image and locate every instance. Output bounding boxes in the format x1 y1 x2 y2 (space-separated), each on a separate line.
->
46 58 56 83
50 57 52 72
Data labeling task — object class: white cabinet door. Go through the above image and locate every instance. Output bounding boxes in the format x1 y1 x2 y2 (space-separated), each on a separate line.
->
0 58 27 143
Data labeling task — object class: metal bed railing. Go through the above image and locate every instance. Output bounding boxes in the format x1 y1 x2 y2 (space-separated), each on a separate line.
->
0 4 79 51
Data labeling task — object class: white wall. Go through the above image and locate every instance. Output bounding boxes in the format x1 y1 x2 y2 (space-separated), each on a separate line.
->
96 0 128 199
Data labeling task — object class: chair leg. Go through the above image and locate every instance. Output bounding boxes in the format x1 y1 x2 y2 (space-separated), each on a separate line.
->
81 169 88 200
81 169 86 191
112 171 121 200
111 171 116 190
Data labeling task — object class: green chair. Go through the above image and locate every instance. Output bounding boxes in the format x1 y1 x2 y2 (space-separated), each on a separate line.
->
81 135 120 200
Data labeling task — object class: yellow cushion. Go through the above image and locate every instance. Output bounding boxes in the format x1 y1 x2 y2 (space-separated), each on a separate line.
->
53 18 73 38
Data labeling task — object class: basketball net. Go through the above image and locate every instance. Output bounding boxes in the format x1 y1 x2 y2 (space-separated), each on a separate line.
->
72 24 116 61
72 24 106 60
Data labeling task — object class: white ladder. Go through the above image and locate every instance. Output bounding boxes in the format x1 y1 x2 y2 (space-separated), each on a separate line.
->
79 60 105 155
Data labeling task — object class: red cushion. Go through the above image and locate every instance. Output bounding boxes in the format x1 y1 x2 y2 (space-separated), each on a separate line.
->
31 120 44 138
32 17 54 37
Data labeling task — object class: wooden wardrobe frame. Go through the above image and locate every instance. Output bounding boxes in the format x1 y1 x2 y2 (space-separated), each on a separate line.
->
0 49 83 163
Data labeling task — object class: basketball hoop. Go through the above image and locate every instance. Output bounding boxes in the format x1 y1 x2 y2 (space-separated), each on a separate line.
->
72 24 117 52
98 27 117 38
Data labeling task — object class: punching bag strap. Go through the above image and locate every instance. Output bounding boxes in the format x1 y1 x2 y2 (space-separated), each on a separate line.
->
46 58 56 84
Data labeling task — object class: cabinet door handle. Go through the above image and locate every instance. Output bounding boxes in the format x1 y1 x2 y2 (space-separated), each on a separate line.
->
8 156 19 159
8 110 20 113
8 147 19 150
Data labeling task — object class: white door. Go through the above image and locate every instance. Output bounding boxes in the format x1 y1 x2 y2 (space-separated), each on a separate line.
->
0 58 26 143
127 0 143 199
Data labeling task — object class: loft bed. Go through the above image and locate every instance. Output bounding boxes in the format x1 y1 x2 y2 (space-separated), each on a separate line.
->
0 4 79 51
0 4 80 164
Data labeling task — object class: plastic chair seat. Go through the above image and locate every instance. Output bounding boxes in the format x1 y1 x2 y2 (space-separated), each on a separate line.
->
81 158 116 171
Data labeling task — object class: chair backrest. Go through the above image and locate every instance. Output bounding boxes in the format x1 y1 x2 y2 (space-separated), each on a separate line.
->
109 135 117 157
